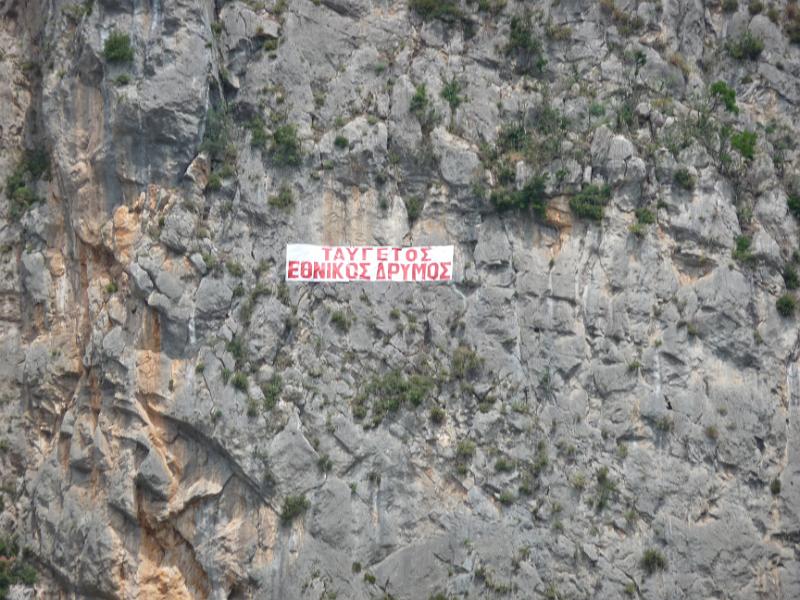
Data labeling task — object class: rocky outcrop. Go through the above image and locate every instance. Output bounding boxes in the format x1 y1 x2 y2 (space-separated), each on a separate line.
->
1 0 800 598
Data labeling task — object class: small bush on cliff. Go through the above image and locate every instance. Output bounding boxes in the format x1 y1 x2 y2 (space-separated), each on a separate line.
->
280 495 309 525
103 30 134 63
727 31 764 60
776 294 796 317
409 0 463 21
730 130 757 159
269 123 302 166
709 81 739 113
641 548 667 575
490 175 549 218
5 149 49 221
569 184 612 221
505 11 546 75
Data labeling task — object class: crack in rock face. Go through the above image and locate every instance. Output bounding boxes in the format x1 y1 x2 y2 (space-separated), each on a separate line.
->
1 0 800 598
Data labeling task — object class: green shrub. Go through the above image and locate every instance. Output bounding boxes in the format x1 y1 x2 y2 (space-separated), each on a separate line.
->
409 84 438 133
353 370 435 424
505 11 546 75
498 490 515 505
770 478 781 495
641 548 667 575
247 116 269 149
491 175 549 218
456 440 476 460
4 149 49 220
709 81 739 114
495 457 514 473
451 345 483 380
496 122 526 153
200 108 236 165
673 167 696 190
429 406 446 424
722 0 738 11
330 310 350 332
569 184 612 221
226 260 244 277
280 494 310 524
589 102 605 117
231 371 248 391
635 208 655 224
787 4 800 43
114 73 131 86
103 30 134 63
441 77 464 111
776 293 796 317
727 31 764 60
784 266 799 290
788 194 800 219
268 184 294 210
730 130 757 159
405 195 424 222
594 466 617 511
408 0 463 21
260 374 282 410
270 123 302 166
334 135 349 149
748 0 763 14
732 234 754 263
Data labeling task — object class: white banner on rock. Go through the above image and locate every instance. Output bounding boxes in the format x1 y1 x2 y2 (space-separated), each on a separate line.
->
285 244 454 282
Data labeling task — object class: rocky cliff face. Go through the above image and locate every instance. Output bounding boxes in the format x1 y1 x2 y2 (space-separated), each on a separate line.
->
1 0 800 598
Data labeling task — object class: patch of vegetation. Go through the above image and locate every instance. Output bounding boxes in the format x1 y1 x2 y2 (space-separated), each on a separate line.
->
732 234 754 263
226 260 245 277
330 310 351 332
246 116 269 149
451 345 483 380
601 0 645 35
569 184 612 221
441 77 465 112
788 194 800 220
4 148 50 221
114 73 131 86
103 30 134 63
0 536 37 595
727 31 764 60
408 0 463 21
498 490 515 505
270 123 303 166
430 406 446 424
787 4 800 43
334 135 349 149
268 184 294 210
748 0 763 15
784 265 799 290
491 175 549 218
635 208 655 225
722 0 738 12
410 84 438 133
260 374 282 410
776 293 796 317
505 11 546 76
594 466 617 511
405 195 424 223
770 478 781 495
231 371 248 392
280 494 310 525
352 370 435 426
201 108 236 171
673 167 696 190
641 548 667 575
730 130 757 159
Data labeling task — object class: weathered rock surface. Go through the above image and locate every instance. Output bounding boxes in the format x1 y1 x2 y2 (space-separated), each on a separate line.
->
1 0 800 598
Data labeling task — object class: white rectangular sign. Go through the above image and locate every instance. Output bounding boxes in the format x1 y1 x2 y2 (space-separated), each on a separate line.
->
285 244 454 282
